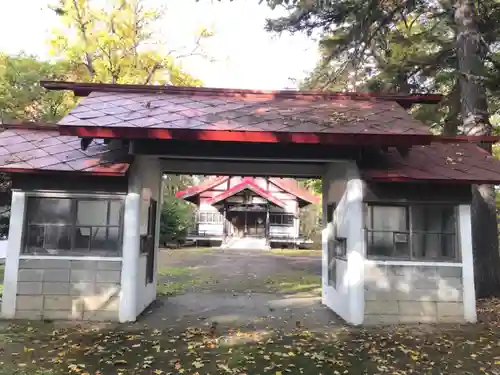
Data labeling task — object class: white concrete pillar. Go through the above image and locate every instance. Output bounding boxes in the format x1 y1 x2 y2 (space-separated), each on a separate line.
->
345 176 365 326
119 192 141 322
459 204 477 323
1 190 26 319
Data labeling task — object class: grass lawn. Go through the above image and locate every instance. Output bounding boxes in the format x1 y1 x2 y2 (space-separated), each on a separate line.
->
269 249 322 257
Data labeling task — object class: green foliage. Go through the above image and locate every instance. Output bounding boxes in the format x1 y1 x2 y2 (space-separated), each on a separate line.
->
48 0 205 85
0 54 75 122
160 198 193 244
159 175 197 244
270 0 500 133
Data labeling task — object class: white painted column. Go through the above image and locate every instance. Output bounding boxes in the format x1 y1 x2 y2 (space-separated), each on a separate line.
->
459 204 477 323
321 172 331 305
1 190 26 319
119 192 141 322
345 177 365 326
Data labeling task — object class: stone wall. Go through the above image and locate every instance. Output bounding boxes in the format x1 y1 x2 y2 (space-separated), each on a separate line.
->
16 259 122 321
364 263 464 324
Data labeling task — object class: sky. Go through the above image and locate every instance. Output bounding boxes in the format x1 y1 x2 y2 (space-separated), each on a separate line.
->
0 0 320 90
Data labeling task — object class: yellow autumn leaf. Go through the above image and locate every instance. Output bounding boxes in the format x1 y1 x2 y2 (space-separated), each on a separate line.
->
192 360 204 368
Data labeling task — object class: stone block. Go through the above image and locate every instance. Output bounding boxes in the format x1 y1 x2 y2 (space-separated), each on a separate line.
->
83 295 120 312
43 310 82 320
17 282 42 295
97 261 122 271
43 269 70 282
95 270 121 283
14 310 43 320
18 269 43 282
363 314 399 325
396 290 437 302
16 295 43 311
437 285 463 302
364 264 387 280
437 302 464 318
398 315 437 324
364 290 397 301
44 295 72 310
70 260 98 270
70 282 95 296
19 259 70 269
437 267 462 278
365 301 398 315
437 315 465 323
83 310 119 322
42 282 70 295
71 269 96 283
399 301 437 316
94 283 120 296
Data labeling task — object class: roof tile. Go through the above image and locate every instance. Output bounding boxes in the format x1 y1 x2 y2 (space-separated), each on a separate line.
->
362 143 500 184
0 128 130 175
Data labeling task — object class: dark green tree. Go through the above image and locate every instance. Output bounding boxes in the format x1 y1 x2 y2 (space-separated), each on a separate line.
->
265 0 500 297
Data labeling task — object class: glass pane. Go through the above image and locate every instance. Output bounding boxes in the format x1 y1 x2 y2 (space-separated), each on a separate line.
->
411 206 456 233
412 233 456 259
90 227 120 252
371 206 407 231
25 225 45 250
367 232 394 257
74 226 91 251
109 201 122 226
77 200 109 226
43 225 71 252
27 198 72 224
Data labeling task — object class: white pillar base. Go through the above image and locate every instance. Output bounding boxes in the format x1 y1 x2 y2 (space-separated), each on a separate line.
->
1 191 26 319
119 192 141 323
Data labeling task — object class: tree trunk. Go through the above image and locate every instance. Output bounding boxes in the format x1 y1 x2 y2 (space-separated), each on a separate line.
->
455 0 500 297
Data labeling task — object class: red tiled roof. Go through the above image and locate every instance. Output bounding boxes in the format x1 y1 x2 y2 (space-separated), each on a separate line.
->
208 178 287 208
176 176 319 205
362 143 500 184
0 125 130 176
55 86 435 145
270 178 320 205
176 176 229 200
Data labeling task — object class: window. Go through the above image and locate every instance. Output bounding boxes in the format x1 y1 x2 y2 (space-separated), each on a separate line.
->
197 211 224 224
365 204 458 261
24 197 124 256
269 213 294 226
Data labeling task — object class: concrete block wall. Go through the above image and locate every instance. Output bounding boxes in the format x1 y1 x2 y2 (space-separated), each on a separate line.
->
16 259 122 321
364 263 464 324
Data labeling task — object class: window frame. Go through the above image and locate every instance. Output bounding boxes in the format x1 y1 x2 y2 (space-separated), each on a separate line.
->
364 203 460 262
269 213 294 226
22 194 125 257
197 211 224 225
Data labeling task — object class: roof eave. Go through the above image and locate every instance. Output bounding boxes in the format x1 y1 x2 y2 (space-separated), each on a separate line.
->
40 80 443 105
58 125 435 146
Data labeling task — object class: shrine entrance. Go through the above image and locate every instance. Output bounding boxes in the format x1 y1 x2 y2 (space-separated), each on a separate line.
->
0 80 492 327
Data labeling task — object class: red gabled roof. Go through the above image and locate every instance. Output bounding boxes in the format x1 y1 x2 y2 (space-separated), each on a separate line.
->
207 177 287 208
42 81 441 146
176 176 229 201
362 142 500 184
270 178 320 205
0 123 130 176
176 176 319 206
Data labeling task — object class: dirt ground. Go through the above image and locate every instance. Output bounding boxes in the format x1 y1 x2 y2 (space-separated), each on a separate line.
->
143 248 337 332
1 248 500 374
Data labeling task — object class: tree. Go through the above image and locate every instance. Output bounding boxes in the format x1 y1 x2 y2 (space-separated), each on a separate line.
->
455 0 500 296
160 175 197 246
0 54 75 122
49 0 208 85
265 0 500 297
